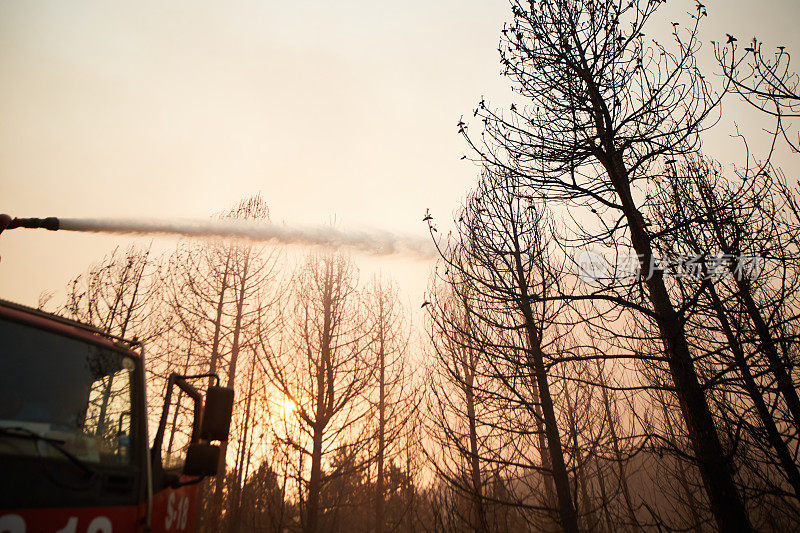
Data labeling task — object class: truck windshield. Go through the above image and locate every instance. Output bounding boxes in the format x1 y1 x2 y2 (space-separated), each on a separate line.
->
0 317 137 466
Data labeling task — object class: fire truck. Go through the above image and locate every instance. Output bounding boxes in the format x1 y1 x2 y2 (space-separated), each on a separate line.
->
0 217 235 532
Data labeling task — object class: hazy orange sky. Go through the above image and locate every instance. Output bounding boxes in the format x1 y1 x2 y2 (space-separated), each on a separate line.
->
2 0 799 309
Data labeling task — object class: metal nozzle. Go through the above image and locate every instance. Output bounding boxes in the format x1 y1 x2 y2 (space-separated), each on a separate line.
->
0 214 10 235
0 215 60 236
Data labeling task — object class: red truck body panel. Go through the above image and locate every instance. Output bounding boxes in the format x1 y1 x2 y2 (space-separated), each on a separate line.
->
0 299 204 532
0 483 198 533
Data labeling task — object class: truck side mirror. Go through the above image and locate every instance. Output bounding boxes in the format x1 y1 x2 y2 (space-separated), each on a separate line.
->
183 443 220 477
201 386 234 442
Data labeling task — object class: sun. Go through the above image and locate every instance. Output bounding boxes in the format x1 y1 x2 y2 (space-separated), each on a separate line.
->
282 397 296 415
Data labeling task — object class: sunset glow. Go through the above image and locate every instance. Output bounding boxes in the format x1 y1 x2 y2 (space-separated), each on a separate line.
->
3 1 800 531
282 397 296 416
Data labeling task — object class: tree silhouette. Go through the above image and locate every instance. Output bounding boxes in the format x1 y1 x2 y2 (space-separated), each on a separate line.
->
461 1 750 529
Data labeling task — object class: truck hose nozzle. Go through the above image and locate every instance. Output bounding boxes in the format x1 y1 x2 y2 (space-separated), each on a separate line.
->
0 216 60 234
0 214 11 236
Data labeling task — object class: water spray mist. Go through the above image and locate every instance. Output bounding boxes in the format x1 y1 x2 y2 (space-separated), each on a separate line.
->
0 215 435 259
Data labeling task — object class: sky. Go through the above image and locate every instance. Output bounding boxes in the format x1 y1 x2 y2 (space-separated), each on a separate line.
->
1 0 799 310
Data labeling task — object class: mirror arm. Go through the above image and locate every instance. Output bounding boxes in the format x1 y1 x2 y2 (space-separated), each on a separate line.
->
150 374 176 466
172 376 203 443
151 373 207 468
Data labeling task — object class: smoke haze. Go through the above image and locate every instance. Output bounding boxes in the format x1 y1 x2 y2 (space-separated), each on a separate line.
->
57 218 436 259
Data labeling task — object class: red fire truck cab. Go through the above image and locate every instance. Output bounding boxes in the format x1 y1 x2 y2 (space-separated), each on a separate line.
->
0 298 233 532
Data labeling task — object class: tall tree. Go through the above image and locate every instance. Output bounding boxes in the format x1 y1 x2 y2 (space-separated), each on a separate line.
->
461 1 751 528
166 194 281 529
426 170 615 531
425 289 493 533
261 252 375 533
58 244 163 341
648 157 800 525
365 277 414 533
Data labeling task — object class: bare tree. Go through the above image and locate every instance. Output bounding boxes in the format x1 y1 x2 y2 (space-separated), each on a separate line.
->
261 251 375 533
716 39 800 152
459 0 752 528
647 156 800 527
425 169 619 531
165 194 281 529
365 277 415 533
425 288 493 533
58 244 163 342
